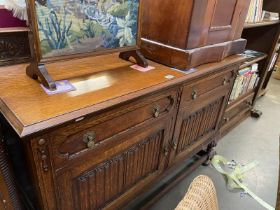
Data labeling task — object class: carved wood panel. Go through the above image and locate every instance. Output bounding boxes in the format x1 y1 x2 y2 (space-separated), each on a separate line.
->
0 32 30 66
177 98 223 153
73 130 163 210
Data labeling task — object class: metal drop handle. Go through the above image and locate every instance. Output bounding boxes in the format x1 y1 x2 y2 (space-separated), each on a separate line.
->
83 132 96 149
192 90 198 100
153 105 161 118
223 78 227 86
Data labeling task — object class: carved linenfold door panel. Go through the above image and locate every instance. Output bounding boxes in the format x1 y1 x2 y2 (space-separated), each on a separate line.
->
74 131 163 210
176 98 223 154
0 31 30 66
55 119 172 210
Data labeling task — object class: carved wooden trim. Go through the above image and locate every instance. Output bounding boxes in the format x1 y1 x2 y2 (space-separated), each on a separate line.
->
0 125 22 210
36 138 49 173
0 31 30 66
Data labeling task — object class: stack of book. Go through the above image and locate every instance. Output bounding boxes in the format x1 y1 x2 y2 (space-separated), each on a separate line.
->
246 0 264 23
242 49 266 59
263 11 280 21
229 64 260 102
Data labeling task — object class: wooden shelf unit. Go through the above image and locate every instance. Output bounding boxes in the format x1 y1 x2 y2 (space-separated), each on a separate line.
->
220 0 280 137
0 27 29 33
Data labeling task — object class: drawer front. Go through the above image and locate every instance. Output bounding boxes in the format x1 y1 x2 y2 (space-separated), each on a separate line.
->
181 67 235 106
50 88 178 170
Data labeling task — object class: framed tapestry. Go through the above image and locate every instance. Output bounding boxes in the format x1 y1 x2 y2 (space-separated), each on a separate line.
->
25 0 147 90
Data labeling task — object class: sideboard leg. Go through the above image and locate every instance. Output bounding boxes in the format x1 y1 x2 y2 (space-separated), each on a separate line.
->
0 125 23 210
202 141 217 166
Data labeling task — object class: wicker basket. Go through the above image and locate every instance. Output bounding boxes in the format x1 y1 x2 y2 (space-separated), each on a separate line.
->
175 175 219 210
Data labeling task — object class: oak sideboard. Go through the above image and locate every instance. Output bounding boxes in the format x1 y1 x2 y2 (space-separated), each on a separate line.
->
0 53 246 209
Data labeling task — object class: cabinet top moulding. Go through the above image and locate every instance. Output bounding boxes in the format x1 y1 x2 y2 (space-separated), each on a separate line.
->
244 20 280 29
0 53 246 138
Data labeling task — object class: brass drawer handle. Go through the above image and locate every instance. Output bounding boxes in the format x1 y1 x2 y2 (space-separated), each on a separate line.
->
223 78 227 86
172 142 177 150
153 105 161 118
192 90 197 100
83 132 96 149
163 147 169 157
223 117 230 122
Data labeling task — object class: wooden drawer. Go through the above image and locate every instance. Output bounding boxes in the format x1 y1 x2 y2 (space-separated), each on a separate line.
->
181 67 235 106
48 88 178 170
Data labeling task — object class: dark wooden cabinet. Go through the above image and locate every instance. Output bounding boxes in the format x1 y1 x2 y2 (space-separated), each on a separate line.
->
186 0 249 48
140 0 250 69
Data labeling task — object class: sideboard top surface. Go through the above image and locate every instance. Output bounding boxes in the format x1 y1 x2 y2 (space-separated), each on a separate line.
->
0 53 245 138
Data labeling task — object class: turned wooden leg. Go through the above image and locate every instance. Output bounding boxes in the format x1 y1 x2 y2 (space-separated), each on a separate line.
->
202 141 217 166
0 125 22 210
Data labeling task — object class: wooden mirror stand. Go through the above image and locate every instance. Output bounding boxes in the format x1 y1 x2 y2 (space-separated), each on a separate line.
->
26 49 148 91
25 0 148 90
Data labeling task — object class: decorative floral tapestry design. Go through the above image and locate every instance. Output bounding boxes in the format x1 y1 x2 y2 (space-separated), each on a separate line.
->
35 0 139 58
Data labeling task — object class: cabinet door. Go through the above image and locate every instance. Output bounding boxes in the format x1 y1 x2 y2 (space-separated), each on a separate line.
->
187 0 250 48
169 73 233 164
55 119 171 210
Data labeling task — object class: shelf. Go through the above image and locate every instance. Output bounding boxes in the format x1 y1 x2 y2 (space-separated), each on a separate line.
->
227 89 255 111
239 54 268 69
244 20 280 29
0 27 29 33
220 106 251 138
